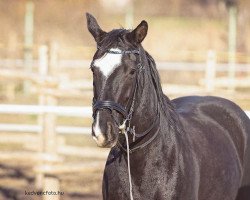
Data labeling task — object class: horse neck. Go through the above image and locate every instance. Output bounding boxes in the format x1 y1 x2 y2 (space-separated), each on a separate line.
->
115 53 183 189
125 49 181 151
131 66 159 133
130 51 182 153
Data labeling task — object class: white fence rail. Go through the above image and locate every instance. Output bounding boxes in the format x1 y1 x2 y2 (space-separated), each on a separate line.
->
1 58 250 72
0 104 92 117
0 104 92 135
0 104 249 135
0 124 91 135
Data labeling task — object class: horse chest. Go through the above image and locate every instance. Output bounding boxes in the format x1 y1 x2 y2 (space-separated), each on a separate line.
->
102 142 193 200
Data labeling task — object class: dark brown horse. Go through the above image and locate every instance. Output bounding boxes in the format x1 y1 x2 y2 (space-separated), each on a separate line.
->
86 13 250 200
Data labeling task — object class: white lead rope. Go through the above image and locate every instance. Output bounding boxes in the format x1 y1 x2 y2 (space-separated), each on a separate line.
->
124 130 134 200
119 120 134 200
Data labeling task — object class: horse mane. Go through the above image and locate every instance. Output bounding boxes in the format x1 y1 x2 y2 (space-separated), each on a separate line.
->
144 51 182 131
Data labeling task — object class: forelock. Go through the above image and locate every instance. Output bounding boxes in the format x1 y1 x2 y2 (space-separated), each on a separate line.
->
98 29 132 52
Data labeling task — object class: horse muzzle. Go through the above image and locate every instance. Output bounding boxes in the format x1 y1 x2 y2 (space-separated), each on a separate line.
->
92 111 119 148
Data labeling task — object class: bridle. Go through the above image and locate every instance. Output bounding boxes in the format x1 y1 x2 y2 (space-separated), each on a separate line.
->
91 46 160 200
92 47 140 119
92 46 160 152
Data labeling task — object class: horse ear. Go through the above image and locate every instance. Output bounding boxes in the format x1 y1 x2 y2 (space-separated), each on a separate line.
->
86 13 106 43
127 20 148 44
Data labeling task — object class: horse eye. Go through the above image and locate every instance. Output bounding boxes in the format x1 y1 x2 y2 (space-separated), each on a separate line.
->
130 68 136 75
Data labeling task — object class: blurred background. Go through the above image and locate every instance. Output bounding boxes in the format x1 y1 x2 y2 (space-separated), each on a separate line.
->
0 0 250 199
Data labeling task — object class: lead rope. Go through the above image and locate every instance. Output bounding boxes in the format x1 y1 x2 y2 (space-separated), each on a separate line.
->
119 120 134 200
124 131 134 200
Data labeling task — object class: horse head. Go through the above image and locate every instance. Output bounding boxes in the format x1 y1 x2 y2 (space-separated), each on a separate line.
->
86 13 148 148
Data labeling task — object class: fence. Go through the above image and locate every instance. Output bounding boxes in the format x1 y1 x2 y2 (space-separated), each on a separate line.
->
0 104 249 134
1 51 250 95
0 45 250 200
0 104 91 134
0 45 92 200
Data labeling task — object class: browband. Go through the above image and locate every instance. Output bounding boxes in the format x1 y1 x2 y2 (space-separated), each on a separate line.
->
97 46 140 55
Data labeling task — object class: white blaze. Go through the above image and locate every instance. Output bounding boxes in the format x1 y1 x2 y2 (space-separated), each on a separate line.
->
93 48 122 77
92 112 106 146
93 112 102 137
93 48 122 141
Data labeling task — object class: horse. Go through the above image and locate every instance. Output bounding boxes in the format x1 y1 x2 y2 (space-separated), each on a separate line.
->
86 13 250 200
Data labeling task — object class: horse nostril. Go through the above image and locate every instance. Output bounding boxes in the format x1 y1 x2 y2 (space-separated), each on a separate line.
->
92 123 97 137
92 129 96 137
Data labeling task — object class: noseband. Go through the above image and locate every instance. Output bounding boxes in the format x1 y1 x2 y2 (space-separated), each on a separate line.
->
93 100 128 119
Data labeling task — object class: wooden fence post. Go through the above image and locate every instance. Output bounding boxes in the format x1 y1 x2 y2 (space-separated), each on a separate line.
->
6 33 17 101
205 50 216 92
228 5 237 91
49 42 58 75
23 0 34 94
36 45 48 189
125 0 134 28
36 45 60 200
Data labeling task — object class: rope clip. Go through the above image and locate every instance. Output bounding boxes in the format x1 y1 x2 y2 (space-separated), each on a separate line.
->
119 119 127 134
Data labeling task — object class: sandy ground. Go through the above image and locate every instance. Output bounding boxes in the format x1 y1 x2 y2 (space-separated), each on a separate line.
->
0 134 108 200
0 159 105 200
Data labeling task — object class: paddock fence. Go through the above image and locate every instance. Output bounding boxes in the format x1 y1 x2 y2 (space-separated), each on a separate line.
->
0 44 250 200
1 47 250 98
0 104 249 134
0 45 100 200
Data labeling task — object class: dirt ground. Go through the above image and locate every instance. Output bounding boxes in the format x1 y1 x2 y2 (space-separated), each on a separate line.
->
0 134 107 200
0 158 105 200
0 160 106 200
